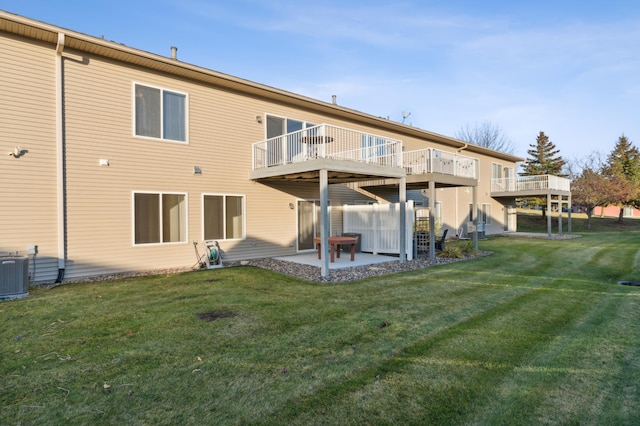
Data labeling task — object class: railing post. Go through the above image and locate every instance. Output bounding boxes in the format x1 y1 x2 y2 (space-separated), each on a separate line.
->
429 148 433 174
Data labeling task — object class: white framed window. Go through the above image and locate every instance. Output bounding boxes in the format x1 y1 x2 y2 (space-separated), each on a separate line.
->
482 203 492 225
469 203 492 225
203 194 245 240
492 163 503 179
265 114 316 138
133 192 187 245
134 83 187 142
265 114 317 164
431 201 442 229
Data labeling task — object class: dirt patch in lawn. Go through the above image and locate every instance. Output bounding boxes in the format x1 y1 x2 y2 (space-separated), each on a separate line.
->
197 310 238 321
618 280 640 287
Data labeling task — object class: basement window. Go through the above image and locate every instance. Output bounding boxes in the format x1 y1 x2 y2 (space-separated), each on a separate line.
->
134 192 187 244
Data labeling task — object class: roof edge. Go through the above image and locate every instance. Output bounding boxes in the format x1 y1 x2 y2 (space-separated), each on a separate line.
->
0 10 523 163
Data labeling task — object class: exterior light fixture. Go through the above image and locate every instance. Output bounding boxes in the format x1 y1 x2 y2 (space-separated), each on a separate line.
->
8 147 22 158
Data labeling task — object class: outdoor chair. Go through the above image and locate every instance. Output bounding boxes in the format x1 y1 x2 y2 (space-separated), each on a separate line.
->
435 228 448 251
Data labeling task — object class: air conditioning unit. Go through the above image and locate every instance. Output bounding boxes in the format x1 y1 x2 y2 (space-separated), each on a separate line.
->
0 257 29 300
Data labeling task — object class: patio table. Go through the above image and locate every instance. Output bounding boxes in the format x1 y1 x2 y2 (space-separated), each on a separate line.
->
313 236 358 263
300 135 334 158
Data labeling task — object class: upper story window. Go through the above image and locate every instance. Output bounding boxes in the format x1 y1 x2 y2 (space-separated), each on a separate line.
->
266 115 315 138
265 115 316 164
134 83 187 142
491 162 503 179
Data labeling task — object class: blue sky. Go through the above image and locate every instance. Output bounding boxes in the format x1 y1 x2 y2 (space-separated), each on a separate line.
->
3 0 640 161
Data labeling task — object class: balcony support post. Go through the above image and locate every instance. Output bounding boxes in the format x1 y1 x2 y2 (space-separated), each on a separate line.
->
547 194 552 237
429 180 436 259
320 169 329 278
558 195 563 236
472 185 478 252
399 177 407 264
568 194 572 235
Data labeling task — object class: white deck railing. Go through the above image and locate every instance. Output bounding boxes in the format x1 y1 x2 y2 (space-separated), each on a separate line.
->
252 124 403 170
491 175 571 193
403 148 478 179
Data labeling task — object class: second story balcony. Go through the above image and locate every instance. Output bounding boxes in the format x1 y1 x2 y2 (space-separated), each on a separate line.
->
404 148 479 180
250 124 406 183
491 175 571 197
252 124 403 170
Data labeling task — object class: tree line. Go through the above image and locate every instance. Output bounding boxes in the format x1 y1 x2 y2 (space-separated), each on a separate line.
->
456 122 640 230
568 135 640 228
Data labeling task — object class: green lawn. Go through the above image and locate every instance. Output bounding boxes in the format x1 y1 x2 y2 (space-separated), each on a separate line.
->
2 214 640 425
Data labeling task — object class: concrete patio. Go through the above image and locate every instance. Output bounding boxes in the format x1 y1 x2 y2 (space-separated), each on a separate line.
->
274 251 399 269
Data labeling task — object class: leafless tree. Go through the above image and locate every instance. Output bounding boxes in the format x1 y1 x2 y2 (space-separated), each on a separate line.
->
563 151 605 180
455 121 516 154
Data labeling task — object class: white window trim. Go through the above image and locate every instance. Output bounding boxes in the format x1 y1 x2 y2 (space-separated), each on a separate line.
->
132 191 189 246
491 162 503 179
132 81 189 144
264 113 316 138
482 203 493 225
296 198 331 252
201 193 246 241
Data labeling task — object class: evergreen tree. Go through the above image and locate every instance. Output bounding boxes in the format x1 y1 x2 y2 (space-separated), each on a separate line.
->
520 132 566 217
521 131 566 176
602 135 640 222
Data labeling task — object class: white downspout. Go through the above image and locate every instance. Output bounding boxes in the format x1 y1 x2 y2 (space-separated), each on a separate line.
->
55 32 66 281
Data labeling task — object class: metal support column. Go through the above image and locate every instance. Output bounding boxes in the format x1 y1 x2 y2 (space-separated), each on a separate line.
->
429 180 436 259
568 194 572 235
558 195 563 236
547 194 552 237
472 186 478 252
399 177 407 264
320 169 329 278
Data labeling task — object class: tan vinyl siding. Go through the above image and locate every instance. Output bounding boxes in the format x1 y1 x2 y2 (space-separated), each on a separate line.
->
1 13 521 281
59 53 327 277
0 33 59 283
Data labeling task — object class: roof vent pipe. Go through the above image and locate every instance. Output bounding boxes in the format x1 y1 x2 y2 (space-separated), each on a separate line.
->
171 46 178 60
332 95 337 105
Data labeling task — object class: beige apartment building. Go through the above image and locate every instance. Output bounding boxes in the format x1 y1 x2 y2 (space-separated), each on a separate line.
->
0 11 570 283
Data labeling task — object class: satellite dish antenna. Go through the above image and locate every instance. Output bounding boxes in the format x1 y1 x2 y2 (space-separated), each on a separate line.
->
401 111 411 123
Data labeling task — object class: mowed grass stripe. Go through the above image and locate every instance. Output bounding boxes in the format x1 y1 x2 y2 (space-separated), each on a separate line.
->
2 213 639 425
258 274 597 425
262 230 640 425
469 282 640 425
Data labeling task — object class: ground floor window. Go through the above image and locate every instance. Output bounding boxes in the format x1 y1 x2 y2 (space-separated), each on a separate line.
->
134 192 187 244
482 203 492 225
469 203 492 225
203 194 245 240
